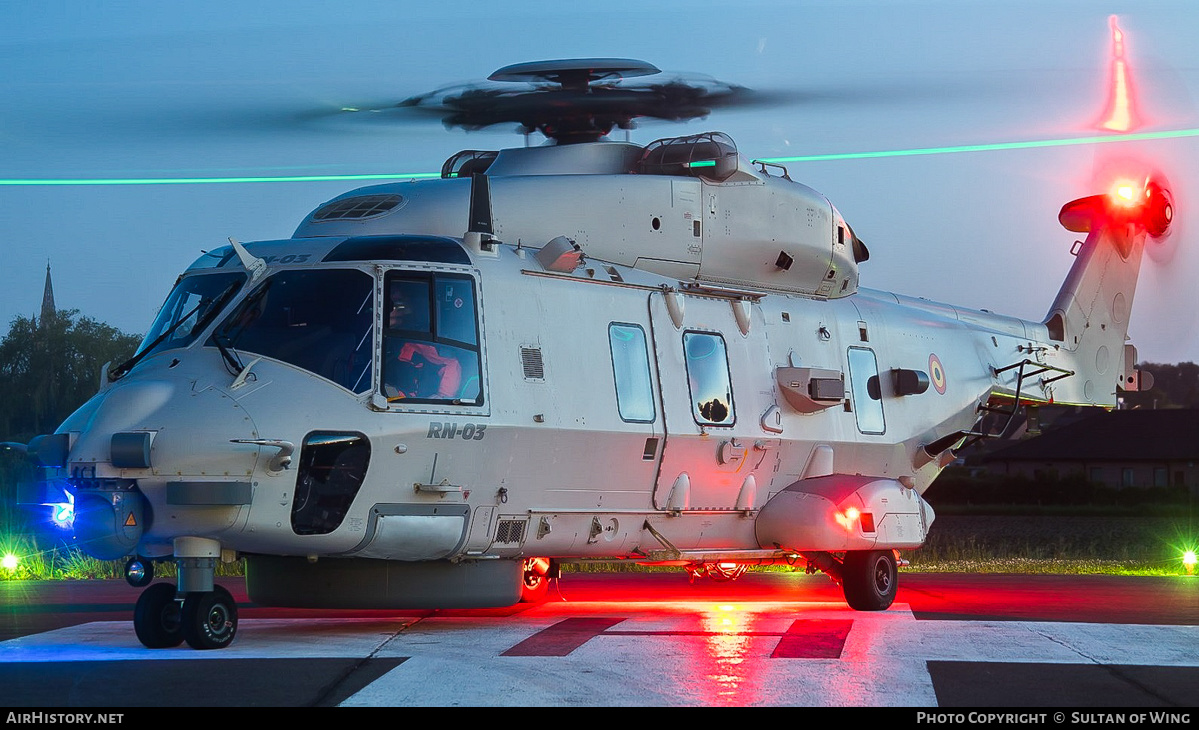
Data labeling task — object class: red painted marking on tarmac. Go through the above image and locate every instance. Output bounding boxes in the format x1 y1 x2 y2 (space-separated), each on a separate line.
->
771 619 854 658
503 616 856 659
502 617 625 656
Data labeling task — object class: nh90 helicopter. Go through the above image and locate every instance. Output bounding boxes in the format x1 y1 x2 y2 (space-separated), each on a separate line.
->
18 58 1171 649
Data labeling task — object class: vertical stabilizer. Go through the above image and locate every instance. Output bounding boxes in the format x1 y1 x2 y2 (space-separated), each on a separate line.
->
1044 180 1173 406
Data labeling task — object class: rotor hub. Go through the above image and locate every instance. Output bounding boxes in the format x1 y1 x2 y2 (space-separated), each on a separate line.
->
402 58 753 144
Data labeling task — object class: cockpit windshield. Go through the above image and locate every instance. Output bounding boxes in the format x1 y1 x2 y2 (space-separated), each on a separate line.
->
134 271 247 360
211 268 375 393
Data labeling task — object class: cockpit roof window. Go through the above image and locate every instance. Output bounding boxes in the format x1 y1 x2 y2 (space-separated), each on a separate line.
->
323 235 471 265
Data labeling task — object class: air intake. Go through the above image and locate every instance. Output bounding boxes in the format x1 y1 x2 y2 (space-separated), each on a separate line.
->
521 347 545 381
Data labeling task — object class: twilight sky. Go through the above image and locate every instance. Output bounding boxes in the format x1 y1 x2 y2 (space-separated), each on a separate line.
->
2 0 1198 362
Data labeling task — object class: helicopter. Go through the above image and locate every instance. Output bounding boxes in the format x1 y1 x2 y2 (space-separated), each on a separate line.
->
15 55 1171 650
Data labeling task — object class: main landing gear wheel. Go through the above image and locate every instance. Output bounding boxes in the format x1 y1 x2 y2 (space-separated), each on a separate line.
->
181 584 239 649
520 557 551 603
841 550 898 611
133 583 183 648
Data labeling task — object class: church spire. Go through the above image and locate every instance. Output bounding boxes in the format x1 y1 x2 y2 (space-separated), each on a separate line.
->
40 260 56 327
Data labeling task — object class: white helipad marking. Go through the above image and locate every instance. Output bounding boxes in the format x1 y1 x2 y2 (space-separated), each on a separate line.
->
2 603 1196 707
0 618 410 662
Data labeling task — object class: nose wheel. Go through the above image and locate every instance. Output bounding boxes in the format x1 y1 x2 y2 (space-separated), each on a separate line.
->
181 585 239 649
133 583 184 648
133 583 239 649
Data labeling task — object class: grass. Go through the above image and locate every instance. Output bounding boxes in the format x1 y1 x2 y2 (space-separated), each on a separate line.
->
909 513 1198 575
0 503 1194 577
0 531 243 581
2 512 1196 581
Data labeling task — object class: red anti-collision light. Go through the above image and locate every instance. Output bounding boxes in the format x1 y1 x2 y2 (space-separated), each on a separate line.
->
1142 180 1174 237
1061 178 1174 238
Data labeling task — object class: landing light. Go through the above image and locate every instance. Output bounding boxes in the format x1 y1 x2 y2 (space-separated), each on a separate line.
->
45 492 74 530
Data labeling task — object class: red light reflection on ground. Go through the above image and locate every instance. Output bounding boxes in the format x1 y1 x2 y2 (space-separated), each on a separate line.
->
697 604 758 705
504 595 856 707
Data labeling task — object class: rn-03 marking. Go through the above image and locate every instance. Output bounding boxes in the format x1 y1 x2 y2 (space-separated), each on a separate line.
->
427 422 487 440
258 253 312 265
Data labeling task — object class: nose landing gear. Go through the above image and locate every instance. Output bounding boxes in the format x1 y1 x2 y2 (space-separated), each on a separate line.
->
133 583 239 649
131 538 240 649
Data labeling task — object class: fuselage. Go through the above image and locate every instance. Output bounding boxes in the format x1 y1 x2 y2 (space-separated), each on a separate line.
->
54 230 1051 563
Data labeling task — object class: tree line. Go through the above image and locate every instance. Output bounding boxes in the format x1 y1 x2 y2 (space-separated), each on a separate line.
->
0 311 141 443
1121 362 1199 409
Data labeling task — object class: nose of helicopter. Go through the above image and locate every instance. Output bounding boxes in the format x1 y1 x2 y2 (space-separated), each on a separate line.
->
57 379 260 476
22 377 262 559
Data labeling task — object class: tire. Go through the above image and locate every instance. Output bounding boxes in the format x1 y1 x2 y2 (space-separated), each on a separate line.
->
133 583 183 649
841 550 898 611
520 558 551 603
181 585 239 650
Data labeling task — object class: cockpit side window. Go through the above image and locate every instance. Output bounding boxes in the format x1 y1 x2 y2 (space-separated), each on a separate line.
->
382 271 483 405
211 268 374 393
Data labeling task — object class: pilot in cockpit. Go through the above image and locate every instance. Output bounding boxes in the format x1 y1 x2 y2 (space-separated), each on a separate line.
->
385 284 462 400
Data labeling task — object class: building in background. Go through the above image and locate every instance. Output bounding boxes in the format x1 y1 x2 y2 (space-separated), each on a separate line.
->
981 409 1199 494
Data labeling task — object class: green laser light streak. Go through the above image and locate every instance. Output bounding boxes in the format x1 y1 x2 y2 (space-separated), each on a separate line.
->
0 172 441 186
2 128 1197 186
757 128 1199 164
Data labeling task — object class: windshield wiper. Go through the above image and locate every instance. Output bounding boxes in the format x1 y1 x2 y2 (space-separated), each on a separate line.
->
212 331 244 374
208 278 275 375
109 280 242 382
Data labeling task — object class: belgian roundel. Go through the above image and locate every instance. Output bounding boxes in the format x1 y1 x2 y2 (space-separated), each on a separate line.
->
929 353 947 394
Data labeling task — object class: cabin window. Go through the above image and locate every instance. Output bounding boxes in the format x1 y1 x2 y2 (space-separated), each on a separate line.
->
382 272 483 405
683 331 734 426
210 269 374 393
847 347 885 434
608 323 655 423
291 431 371 535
